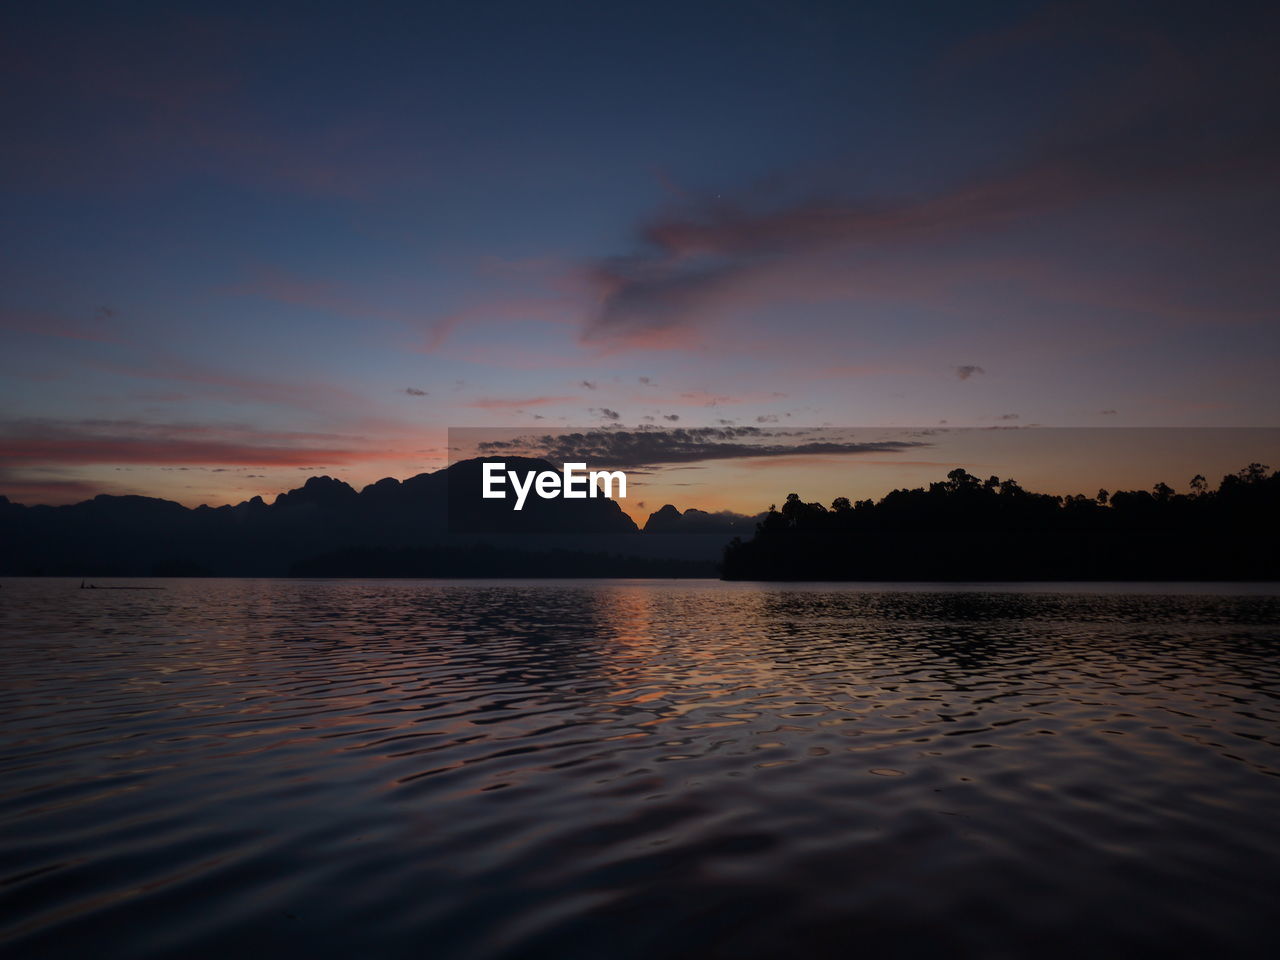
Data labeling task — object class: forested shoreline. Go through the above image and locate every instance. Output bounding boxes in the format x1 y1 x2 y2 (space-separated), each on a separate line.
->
722 465 1280 581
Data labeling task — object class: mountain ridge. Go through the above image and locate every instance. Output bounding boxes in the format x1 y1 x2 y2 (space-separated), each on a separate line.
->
0 458 733 577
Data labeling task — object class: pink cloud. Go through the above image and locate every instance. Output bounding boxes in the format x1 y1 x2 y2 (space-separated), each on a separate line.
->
665 390 788 407
579 18 1277 351
0 418 392 468
91 355 363 409
815 363 914 378
230 268 455 345
236 265 585 355
420 298 568 354
464 396 579 410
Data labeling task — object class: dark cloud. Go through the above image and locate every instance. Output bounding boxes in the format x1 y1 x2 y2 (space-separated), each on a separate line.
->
955 365 985 380
663 413 680 422
998 413 1020 421
404 387 428 396
580 380 598 389
1099 409 1118 415
580 17 1280 344
756 414 780 423
594 407 621 421
476 426 929 469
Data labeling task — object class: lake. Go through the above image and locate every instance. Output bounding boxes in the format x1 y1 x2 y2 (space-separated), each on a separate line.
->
1 579 1278 958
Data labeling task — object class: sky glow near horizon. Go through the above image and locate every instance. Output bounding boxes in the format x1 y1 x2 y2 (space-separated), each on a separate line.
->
2 1 1277 512
451 427 1280 525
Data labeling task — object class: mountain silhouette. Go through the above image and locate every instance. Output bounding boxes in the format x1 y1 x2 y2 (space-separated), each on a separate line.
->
0 458 699 577
643 504 765 534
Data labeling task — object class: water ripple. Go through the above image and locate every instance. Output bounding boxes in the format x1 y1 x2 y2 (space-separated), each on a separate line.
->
1 579 1278 958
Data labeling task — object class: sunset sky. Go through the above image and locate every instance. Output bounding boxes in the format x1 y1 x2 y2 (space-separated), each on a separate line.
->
2 1 1277 514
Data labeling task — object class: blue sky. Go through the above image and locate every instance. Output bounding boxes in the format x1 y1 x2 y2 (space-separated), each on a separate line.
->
2 0 1277 508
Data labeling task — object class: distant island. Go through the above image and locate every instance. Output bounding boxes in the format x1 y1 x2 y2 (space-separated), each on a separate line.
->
722 464 1279 581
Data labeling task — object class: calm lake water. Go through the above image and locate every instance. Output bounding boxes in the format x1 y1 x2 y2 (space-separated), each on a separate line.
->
2 579 1279 959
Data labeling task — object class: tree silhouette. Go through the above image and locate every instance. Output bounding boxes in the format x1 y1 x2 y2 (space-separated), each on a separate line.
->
723 464 1280 581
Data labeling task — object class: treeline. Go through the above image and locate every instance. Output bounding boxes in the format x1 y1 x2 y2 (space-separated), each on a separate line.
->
721 464 1280 581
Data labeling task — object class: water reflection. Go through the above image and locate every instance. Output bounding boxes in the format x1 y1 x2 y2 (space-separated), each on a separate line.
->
1 579 1278 958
